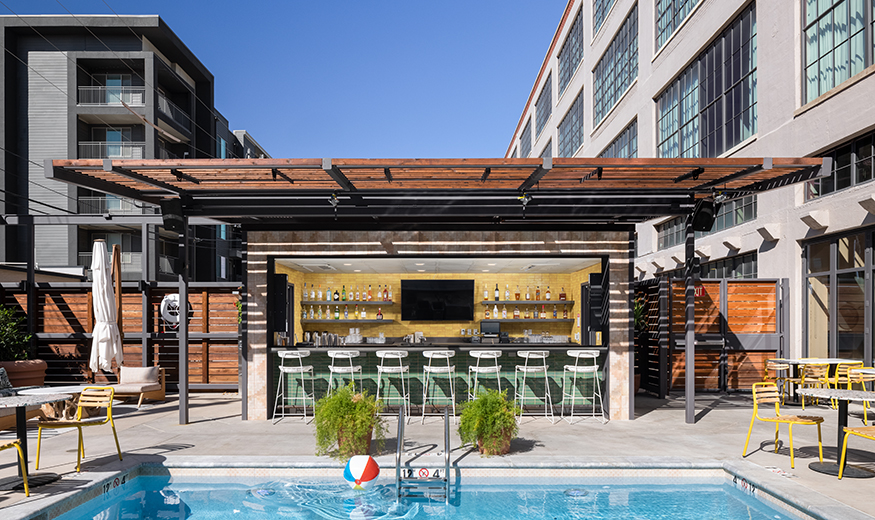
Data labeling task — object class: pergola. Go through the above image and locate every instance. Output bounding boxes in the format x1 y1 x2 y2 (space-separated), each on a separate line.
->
5 156 828 424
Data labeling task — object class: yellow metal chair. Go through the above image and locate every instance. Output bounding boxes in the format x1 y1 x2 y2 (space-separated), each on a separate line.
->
838 426 875 479
848 367 875 425
0 439 29 496
763 359 791 403
799 363 830 409
35 387 122 473
831 361 864 409
743 382 824 469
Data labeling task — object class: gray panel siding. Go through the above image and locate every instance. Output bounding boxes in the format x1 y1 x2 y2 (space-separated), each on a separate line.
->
27 51 74 266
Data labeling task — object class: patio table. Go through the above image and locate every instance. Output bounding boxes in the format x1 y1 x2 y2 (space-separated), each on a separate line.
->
0 393 70 483
797 387 875 479
18 385 99 420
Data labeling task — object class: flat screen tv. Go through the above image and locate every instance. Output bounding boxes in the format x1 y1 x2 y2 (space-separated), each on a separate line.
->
401 279 474 321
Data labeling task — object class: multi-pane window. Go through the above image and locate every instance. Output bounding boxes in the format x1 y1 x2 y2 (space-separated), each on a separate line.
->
540 140 553 160
511 147 518 159
594 0 618 35
657 3 757 159
665 252 758 278
804 0 871 104
598 120 638 158
536 73 552 137
520 119 532 158
558 89 584 157
806 128 875 199
594 4 638 126
656 0 701 50
695 195 757 238
558 9 584 95
657 216 685 250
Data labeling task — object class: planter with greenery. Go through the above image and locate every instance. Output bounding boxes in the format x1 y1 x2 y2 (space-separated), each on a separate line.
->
314 383 386 461
458 389 520 456
0 304 44 387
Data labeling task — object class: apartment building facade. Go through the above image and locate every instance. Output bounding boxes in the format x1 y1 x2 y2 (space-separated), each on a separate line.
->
508 0 875 364
0 15 268 281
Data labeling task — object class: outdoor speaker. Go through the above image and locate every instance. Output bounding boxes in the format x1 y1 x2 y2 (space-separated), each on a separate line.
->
691 198 720 232
160 199 185 233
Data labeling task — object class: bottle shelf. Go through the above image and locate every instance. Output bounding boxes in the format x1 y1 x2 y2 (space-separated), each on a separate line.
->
301 319 392 324
301 301 393 306
480 300 574 305
480 319 574 323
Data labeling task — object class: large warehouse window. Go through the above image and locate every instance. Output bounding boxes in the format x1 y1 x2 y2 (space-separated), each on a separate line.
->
536 73 553 137
594 0 618 34
593 4 638 126
656 0 701 50
806 128 875 199
804 0 871 104
598 120 638 158
520 118 532 158
558 8 583 95
558 89 584 157
657 2 756 159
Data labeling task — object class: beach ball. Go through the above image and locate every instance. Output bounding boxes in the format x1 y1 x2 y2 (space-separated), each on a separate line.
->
343 455 380 490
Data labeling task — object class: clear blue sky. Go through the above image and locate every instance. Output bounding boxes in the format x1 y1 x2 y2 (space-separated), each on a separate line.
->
3 0 567 158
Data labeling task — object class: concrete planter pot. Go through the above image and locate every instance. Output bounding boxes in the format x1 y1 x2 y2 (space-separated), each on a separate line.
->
0 359 47 387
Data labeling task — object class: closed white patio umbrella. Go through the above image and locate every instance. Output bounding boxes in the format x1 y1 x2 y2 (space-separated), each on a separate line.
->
89 240 123 372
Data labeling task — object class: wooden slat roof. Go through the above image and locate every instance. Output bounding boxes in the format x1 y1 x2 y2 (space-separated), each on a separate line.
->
46 157 827 224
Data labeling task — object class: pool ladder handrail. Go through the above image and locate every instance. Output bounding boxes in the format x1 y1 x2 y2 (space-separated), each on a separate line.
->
395 405 450 504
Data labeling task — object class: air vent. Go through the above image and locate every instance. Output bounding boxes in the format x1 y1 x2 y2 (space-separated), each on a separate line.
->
299 264 337 272
521 263 559 272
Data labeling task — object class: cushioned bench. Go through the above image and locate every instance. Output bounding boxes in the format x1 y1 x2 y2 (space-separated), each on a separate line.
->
112 366 165 408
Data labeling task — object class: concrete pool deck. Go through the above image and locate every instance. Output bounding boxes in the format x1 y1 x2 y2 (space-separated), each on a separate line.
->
1 391 873 518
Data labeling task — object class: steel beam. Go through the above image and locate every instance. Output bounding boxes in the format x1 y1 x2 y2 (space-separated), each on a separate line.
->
105 159 187 195
684 217 696 424
692 158 772 190
518 157 553 191
45 159 158 204
322 158 356 191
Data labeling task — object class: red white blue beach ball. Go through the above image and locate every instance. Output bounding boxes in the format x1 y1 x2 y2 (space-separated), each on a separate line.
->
343 455 380 490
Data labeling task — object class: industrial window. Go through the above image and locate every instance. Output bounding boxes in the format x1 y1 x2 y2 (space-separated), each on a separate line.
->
520 118 532 158
536 73 553 137
656 0 701 50
804 0 871 104
806 128 875 199
695 195 757 237
558 8 584 95
558 89 585 157
593 4 638 126
657 216 685 251
598 120 637 158
594 0 618 35
665 252 758 279
540 140 553 160
511 146 518 158
657 2 756 159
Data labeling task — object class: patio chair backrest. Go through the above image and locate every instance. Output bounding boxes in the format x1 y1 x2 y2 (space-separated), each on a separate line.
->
835 361 864 382
76 387 115 420
850 367 875 384
751 382 783 417
802 363 829 382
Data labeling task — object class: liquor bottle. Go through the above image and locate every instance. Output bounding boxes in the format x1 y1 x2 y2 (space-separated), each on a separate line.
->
303 283 307 302
327 287 332 301
493 304 499 319
559 287 567 301
513 305 520 319
334 288 340 301
526 286 531 300
310 285 315 300
361 306 367 319
331 306 337 320
317 284 323 301
377 285 382 301
501 305 507 319
552 305 557 318
343 304 349 319
484 283 489 301
383 285 388 301
309 305 314 319
494 283 500 301
388 285 393 301
355 286 360 301
540 305 546 319
368 285 373 301
301 305 307 320
515 285 521 301
341 285 347 301
535 286 541 300
354 305 360 319
376 307 383 320
563 305 568 319
485 306 491 319
524 306 530 319
504 284 510 301
317 306 323 320
546 286 551 300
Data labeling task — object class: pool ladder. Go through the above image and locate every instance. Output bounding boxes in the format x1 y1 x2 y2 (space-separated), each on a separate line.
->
395 405 450 504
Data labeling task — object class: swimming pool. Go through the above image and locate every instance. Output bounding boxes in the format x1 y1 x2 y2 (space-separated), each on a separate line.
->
54 475 801 520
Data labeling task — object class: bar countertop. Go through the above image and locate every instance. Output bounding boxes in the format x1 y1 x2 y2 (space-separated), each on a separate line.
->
269 341 605 353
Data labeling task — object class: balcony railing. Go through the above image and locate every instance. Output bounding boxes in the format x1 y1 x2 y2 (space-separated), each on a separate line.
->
78 86 146 106
157 93 192 131
78 141 146 159
78 196 158 215
78 252 177 280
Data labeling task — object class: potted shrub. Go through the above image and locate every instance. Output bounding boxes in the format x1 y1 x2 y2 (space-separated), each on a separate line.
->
458 389 520 456
314 383 386 461
0 304 45 387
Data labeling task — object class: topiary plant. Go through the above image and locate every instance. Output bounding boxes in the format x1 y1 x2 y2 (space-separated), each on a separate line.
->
0 305 31 361
458 388 520 456
313 382 386 461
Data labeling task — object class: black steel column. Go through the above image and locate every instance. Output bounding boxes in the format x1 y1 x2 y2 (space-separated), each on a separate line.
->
240 229 248 421
178 219 189 425
25 215 36 359
684 217 696 424
141 223 150 367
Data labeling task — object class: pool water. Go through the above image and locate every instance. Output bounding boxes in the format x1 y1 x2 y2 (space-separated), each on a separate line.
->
56 476 800 520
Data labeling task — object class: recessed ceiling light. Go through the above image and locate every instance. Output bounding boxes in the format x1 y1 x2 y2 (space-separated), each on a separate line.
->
343 263 352 266
487 263 496 266
482 269 490 272
354 270 361 272
415 263 424 266
417 269 425 272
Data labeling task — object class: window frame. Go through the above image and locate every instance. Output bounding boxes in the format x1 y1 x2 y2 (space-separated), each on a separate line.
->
593 3 639 127
535 73 553 138
558 88 585 157
598 119 638 158
520 118 533 158
558 7 584 96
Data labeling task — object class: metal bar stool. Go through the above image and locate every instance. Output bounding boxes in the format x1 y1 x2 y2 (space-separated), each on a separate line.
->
272 350 315 423
514 350 554 424
422 350 457 424
560 349 606 424
327 350 362 394
376 350 411 421
468 350 502 400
